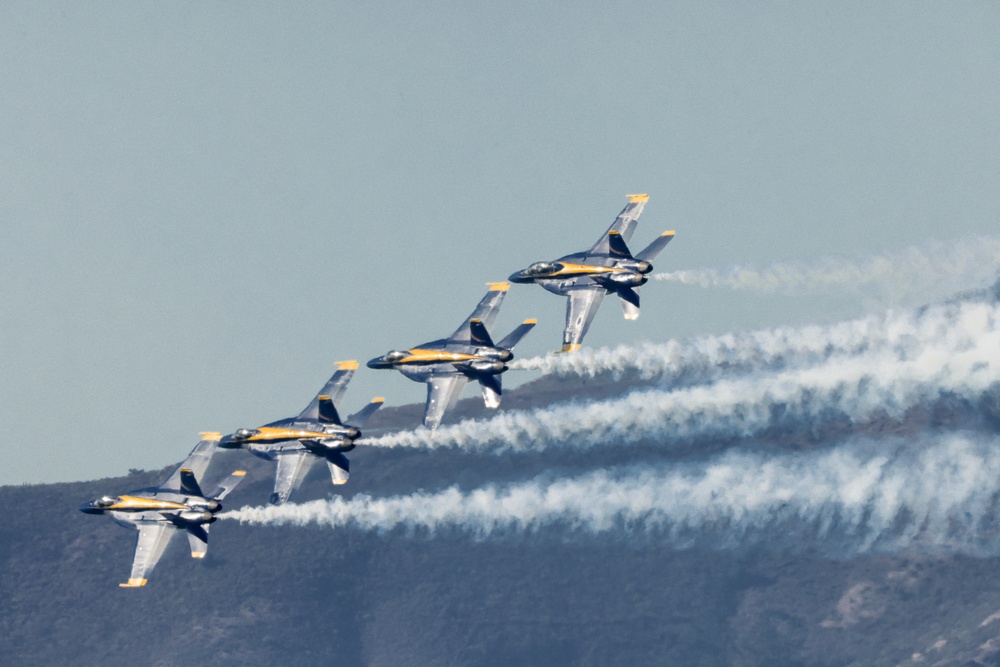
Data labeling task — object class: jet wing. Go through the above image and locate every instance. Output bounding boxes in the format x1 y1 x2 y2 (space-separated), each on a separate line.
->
561 288 606 351
422 375 469 430
588 194 648 255
298 361 358 420
270 450 316 505
447 283 509 344
121 521 176 587
161 433 221 493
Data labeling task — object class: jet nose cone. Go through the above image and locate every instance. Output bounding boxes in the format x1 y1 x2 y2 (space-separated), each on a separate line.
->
365 358 382 369
79 503 101 514
508 271 528 283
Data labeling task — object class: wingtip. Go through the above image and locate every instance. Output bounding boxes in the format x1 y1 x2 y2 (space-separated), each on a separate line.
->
371 397 386 403
626 193 649 203
199 432 222 441
191 552 207 559
486 281 510 292
664 230 675 236
336 360 359 371
523 319 537 325
119 578 147 588
558 343 582 354
232 470 247 477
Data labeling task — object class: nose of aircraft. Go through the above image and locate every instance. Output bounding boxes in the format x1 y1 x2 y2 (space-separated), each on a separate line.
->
78 502 102 514
508 269 529 283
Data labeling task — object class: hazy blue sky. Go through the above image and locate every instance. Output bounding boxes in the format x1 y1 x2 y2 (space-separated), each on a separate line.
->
2 2 999 485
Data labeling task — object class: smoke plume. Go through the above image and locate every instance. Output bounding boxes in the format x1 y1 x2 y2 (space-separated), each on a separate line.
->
369 301 1000 453
511 298 997 381
652 236 1000 298
223 433 1000 556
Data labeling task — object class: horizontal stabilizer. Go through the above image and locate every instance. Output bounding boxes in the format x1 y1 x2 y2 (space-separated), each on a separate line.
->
347 397 385 427
119 578 147 588
607 231 634 259
209 470 247 501
178 469 205 498
496 319 537 350
469 319 495 347
635 231 675 262
187 525 209 558
618 286 640 320
326 451 350 485
478 374 502 409
317 395 343 425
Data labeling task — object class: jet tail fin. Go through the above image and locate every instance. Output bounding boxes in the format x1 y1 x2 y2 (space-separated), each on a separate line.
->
298 361 358 420
478 374 502 409
178 469 205 498
607 230 634 259
326 451 350 485
496 319 537 350
469 319 496 347
618 286 640 320
347 397 385 427
209 470 247 501
635 231 675 262
187 525 209 559
317 395 343 425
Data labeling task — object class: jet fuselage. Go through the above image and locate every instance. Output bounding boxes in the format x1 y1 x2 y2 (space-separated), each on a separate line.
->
509 252 652 297
80 488 223 532
367 339 512 381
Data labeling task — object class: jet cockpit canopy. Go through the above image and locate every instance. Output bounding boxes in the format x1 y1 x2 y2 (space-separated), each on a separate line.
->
524 261 561 277
233 428 260 441
95 496 119 508
384 350 409 363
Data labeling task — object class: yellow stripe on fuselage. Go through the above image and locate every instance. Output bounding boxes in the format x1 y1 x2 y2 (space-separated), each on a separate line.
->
547 263 626 278
397 349 481 364
108 496 190 511
246 426 331 442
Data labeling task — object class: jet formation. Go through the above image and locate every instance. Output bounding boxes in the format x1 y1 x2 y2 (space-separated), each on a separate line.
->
81 194 674 586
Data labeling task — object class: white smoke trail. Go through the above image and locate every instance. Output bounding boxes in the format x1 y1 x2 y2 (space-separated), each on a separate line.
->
223 433 1000 556
511 298 988 380
653 236 1000 297
369 300 1000 452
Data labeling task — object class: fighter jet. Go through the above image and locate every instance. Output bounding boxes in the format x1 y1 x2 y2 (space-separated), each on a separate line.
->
79 432 245 588
508 194 675 352
218 361 384 505
367 282 535 429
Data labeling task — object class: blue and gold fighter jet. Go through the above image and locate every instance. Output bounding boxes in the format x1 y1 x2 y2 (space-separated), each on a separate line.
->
218 361 383 505
509 194 675 352
367 282 535 429
80 433 245 587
